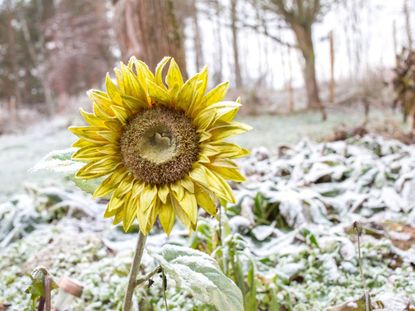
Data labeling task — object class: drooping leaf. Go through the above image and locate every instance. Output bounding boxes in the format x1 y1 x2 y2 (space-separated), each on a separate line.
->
150 244 244 311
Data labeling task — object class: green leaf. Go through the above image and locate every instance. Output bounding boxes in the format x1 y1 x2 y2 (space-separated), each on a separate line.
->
150 245 244 311
25 267 58 310
244 261 257 311
31 148 81 175
301 228 320 248
31 148 102 194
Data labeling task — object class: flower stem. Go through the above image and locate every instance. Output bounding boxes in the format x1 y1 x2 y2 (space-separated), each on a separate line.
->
123 231 147 311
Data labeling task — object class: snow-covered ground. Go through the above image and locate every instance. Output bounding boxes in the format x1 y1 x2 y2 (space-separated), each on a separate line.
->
1 133 415 310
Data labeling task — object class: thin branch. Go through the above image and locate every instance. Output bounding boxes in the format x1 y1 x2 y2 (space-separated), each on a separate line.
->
136 265 162 287
223 21 297 48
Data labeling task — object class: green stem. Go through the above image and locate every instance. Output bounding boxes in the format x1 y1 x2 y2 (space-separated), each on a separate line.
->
123 231 147 311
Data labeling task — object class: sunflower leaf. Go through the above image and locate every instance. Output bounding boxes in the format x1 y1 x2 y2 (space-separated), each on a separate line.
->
31 148 102 194
149 244 243 311
30 148 81 175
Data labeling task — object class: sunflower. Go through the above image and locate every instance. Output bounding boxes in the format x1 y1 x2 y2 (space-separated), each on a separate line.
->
70 57 250 235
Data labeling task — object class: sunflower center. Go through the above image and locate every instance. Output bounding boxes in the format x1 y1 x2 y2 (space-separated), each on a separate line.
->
120 106 200 185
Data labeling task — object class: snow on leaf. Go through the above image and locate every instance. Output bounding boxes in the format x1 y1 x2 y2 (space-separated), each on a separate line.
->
149 244 244 311
30 148 81 175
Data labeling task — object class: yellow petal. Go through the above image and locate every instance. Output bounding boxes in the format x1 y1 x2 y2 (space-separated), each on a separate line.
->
105 73 123 106
72 146 103 161
123 193 137 232
110 105 129 124
140 185 158 213
120 63 148 104
206 142 250 159
113 175 135 198
135 59 155 81
79 108 105 127
121 94 149 112
132 181 145 198
104 205 118 218
103 120 123 133
159 199 175 235
171 195 193 231
75 157 121 179
199 81 229 110
180 191 198 226
181 177 194 193
69 126 108 144
198 131 211 143
208 158 238 169
94 169 129 198
195 101 241 129
166 58 184 96
206 165 246 182
209 121 252 141
97 130 120 144
188 67 208 114
87 90 114 118
113 209 124 225
195 185 217 216
190 164 235 203
108 193 124 212
72 138 102 148
158 185 169 204
147 78 171 105
170 182 185 201
137 197 158 235
155 56 171 87
92 101 113 120
175 73 200 111
114 66 125 93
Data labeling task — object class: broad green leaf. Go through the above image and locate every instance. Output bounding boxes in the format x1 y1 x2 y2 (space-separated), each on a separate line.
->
150 244 243 311
31 148 102 194
30 148 81 175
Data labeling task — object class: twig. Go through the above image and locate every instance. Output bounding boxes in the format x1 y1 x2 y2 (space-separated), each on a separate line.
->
353 222 371 311
161 268 168 310
123 231 147 311
136 266 162 287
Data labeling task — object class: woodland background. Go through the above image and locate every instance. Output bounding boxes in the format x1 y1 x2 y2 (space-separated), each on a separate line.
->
1 1 415 310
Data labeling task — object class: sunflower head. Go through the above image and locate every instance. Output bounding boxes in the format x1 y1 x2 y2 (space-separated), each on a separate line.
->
70 57 251 235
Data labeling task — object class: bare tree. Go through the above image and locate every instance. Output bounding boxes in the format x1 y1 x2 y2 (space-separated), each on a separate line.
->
329 30 335 104
212 0 224 84
191 0 204 70
404 0 413 50
230 0 243 87
46 0 114 108
261 0 329 120
114 0 187 76
5 5 21 108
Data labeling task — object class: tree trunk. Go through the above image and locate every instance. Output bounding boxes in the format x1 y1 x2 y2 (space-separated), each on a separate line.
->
292 23 326 120
213 0 223 84
6 9 22 108
191 0 203 70
404 0 413 50
329 30 335 104
230 0 242 87
287 46 294 112
115 0 187 76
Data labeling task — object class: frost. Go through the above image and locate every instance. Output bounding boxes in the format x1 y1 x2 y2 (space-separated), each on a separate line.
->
150 245 244 311
2 135 415 310
30 148 81 175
